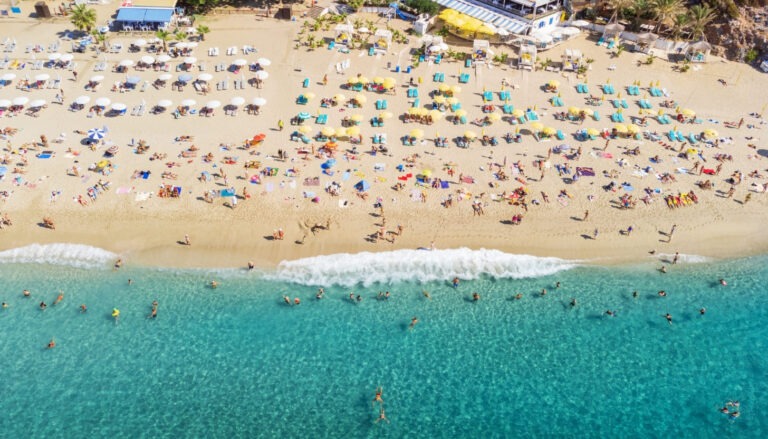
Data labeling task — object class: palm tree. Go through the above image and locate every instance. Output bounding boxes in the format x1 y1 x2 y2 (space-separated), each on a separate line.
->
70 4 97 33
91 29 108 51
669 13 690 40
687 4 716 39
155 29 171 52
607 0 635 22
196 25 210 42
651 0 684 33
174 30 186 43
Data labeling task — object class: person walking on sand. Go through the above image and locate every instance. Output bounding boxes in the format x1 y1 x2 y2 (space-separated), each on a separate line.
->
184 234 191 246
583 210 589 221
278 119 284 131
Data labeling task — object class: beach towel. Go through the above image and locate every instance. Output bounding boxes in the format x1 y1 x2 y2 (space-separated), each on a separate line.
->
622 184 634 191
303 191 316 198
265 183 274 192
289 180 296 189
220 188 236 197
303 177 320 186
116 186 133 194
374 163 386 171
342 171 351 181
598 152 613 159
397 173 413 181
557 196 569 207
134 192 151 202
461 176 475 184
702 168 715 175
338 199 350 208
575 167 595 177
37 153 52 159
440 181 450 189
141 171 150 179
410 189 422 202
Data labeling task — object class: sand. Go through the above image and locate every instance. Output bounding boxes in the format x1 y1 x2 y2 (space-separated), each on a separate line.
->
0 7 767 269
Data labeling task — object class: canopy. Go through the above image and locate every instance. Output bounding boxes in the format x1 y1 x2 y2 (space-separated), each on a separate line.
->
116 7 174 24
74 96 91 105
355 180 371 192
87 128 106 140
230 97 245 106
157 99 173 107
252 97 267 106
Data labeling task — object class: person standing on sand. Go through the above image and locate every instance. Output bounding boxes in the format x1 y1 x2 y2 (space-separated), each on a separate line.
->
583 210 589 221
184 234 191 246
278 119 284 131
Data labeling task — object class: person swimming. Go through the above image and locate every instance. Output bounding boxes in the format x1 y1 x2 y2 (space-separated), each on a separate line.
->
375 407 390 424
452 277 460 288
53 291 64 305
665 313 673 325
39 301 47 310
47 339 56 349
700 307 706 315
422 290 431 300
293 297 301 305
373 387 384 405
515 293 523 300
658 290 667 297
472 292 480 301
409 317 419 330
23 289 31 297
316 288 325 300
80 304 87 313
719 278 727 286
570 298 577 307
210 280 218 289
283 295 291 305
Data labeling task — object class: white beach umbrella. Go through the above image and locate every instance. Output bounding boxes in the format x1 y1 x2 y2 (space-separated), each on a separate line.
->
187 42 198 48
572 20 590 28
230 96 246 106
48 53 62 61
34 73 50 82
141 55 155 64
257 57 271 66
60 54 74 62
156 54 171 63
232 58 247 67
119 59 135 67
29 99 46 108
181 99 196 107
175 42 189 49
0 99 11 107
111 102 127 111
183 56 197 64
74 95 91 105
157 99 173 107
252 97 266 106
94 97 111 107
359 27 370 33
12 96 29 106
134 39 148 47
90 75 105 83
205 100 221 109
198 73 213 82
158 73 173 81
87 128 106 140
1 73 16 81
254 70 269 80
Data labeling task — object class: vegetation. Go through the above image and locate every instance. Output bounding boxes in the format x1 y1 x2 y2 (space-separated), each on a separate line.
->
402 0 440 15
744 47 760 63
70 4 97 33
196 25 211 41
155 29 171 51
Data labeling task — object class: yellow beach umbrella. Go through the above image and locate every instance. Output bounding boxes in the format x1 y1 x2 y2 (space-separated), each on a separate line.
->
354 94 367 104
548 79 560 88
464 130 477 139
409 128 424 139
433 95 446 104
334 127 347 137
384 77 396 84
626 124 640 134
681 108 695 117
542 126 556 136
298 125 313 134
372 76 384 84
350 114 364 122
455 109 467 117
702 129 718 139
333 93 346 102
438 84 450 92
382 79 396 89
408 107 422 115
586 128 600 136
658 109 665 116
321 127 336 136
530 122 544 132
446 97 459 105
613 124 628 133
358 76 369 84
512 109 525 118
304 92 315 100
421 169 432 177
347 77 360 84
346 126 360 136
380 111 393 119
450 85 462 94
568 106 581 115
429 109 443 120
488 112 501 122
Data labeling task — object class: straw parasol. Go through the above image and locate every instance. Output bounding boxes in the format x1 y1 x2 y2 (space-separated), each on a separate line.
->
409 129 424 139
354 93 367 103
380 111 393 119
346 126 361 136
321 127 336 137
298 125 313 134
530 122 544 132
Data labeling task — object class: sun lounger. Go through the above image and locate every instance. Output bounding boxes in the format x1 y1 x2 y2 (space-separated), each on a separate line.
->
407 88 418 98
459 73 469 83
502 104 514 114
556 130 565 140
316 114 328 124
483 91 493 102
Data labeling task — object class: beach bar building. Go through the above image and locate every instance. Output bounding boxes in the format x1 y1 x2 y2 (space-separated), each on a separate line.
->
518 43 536 70
115 0 178 31
374 29 392 53
334 24 354 45
685 40 712 63
433 0 565 36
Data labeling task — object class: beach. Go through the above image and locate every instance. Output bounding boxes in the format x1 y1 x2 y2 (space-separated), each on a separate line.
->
0 8 767 269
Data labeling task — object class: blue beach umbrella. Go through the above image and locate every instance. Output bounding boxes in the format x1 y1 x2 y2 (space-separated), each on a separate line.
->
87 128 106 140
297 112 311 120
126 76 141 84
178 74 193 83
355 180 370 192
321 159 337 169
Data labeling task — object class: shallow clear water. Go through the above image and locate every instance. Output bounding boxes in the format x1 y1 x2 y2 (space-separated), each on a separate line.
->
0 254 766 438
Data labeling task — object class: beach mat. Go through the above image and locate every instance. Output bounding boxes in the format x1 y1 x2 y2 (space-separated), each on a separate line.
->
576 167 595 177
116 186 133 194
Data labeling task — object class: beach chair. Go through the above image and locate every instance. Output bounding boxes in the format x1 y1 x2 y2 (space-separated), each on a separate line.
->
368 47 375 56
483 91 493 102
597 37 605 46
435 54 442 64
556 130 565 140
450 102 461 111
407 88 418 98
525 110 539 121
459 73 469 83
621 99 628 109
296 95 308 105
465 58 471 68
433 73 441 82
592 111 600 121
316 114 328 124
607 40 616 50
412 98 420 108
502 104 514 114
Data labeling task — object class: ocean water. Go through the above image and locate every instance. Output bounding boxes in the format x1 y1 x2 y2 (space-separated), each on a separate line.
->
0 246 766 438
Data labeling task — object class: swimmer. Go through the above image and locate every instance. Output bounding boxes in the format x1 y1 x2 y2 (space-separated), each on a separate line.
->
356 295 362 302
80 304 87 313
660 266 667 273
374 407 390 424
294 297 301 305
422 290 431 300
2 302 7 309
632 291 638 299
720 406 730 414
409 316 419 330
128 279 133 286
665 313 673 325
112 308 120 322
452 277 460 288
46 339 56 349
658 290 667 297
283 295 291 305
727 400 740 408
540 289 547 296
210 280 218 289
700 307 706 315
114 258 123 269
729 411 740 420
39 301 47 310
515 293 523 300
152 300 158 308
472 292 480 301
372 386 384 405
555 282 561 288
316 288 325 300
23 289 31 297
149 307 157 319
53 291 64 305
247 261 255 270
570 298 577 307
719 278 727 286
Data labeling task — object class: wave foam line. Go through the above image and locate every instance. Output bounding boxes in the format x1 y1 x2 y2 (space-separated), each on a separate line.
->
0 243 118 269
268 248 578 287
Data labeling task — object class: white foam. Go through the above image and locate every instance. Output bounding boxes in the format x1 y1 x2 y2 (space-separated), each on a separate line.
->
0 243 118 269
268 248 578 287
657 253 710 264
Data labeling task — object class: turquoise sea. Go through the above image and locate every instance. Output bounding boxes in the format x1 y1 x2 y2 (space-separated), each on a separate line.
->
0 245 765 438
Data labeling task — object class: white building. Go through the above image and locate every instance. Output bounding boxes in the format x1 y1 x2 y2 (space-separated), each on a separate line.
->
433 0 565 35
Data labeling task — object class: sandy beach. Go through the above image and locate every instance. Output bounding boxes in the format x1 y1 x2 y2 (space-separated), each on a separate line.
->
0 7 767 269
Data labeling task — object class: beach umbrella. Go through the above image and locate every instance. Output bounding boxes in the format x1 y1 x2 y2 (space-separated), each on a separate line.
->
321 159 337 169
255 70 269 80
626 124 640 134
355 180 371 192
12 96 28 106
350 114 364 122
257 58 271 66
408 107 424 115
454 109 467 117
464 130 477 139
334 127 347 137
358 76 369 84
354 93 367 103
450 85 462 95
157 99 173 107
438 84 450 92
252 97 267 106
232 59 247 66
568 106 581 115
74 95 91 105
298 125 313 134
421 169 433 177
48 53 62 61
347 77 361 84
175 42 189 49
702 129 718 139
380 111 393 120
87 128 106 140
333 94 346 102
542 126 556 136
586 128 600 136
205 100 221 109
409 128 424 139
0 99 11 108
34 73 50 82
548 79 560 88
111 102 127 111
530 122 544 132
119 59 134 67
230 96 246 106
156 54 171 63
372 76 384 84
304 92 316 100
141 55 155 64
29 99 46 108
178 74 193 83
198 73 213 82
183 56 197 65
613 123 628 133
187 42 198 48
433 95 446 104
680 108 695 117
429 110 443 120
297 111 311 120
60 54 73 62
1 73 16 81
133 39 147 47
90 75 104 83
346 126 360 136
321 127 336 137
382 78 396 89
158 73 173 81
126 76 141 84
180 99 196 107
488 112 501 122
512 109 525 118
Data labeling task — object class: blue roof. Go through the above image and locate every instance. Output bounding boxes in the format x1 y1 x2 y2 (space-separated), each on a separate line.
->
116 7 174 23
